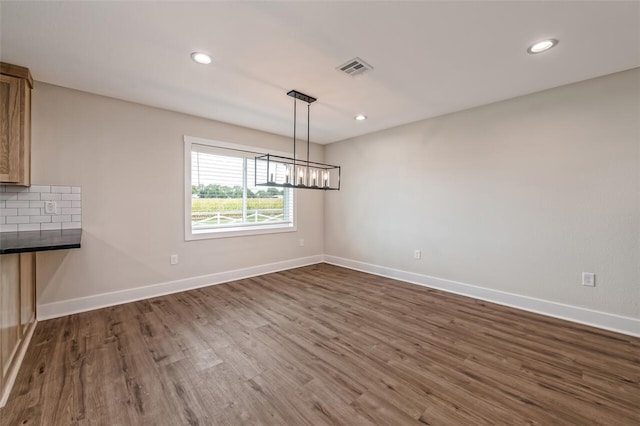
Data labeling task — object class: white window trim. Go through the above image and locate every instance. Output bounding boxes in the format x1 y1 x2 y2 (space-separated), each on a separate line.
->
184 135 297 241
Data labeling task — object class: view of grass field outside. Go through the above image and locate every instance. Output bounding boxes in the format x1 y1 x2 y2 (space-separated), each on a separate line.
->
191 149 293 231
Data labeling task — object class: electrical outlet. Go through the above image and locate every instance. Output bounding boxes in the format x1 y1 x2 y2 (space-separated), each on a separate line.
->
299 239 305 247
414 249 421 260
170 254 179 265
582 272 595 287
44 201 57 214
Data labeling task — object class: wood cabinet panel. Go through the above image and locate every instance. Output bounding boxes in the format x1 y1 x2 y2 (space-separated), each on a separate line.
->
19 253 35 332
0 254 20 384
22 77 31 186
0 252 36 405
0 63 32 186
0 75 20 182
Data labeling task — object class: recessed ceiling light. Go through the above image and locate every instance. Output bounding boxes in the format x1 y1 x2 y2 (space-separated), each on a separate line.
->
191 52 212 64
355 114 367 121
527 39 558 54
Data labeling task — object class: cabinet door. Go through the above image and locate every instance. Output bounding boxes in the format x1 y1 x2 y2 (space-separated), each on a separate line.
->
0 74 22 183
0 254 21 384
19 252 35 332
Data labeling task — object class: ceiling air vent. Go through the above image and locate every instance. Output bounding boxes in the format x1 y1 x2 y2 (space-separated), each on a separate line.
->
337 57 373 77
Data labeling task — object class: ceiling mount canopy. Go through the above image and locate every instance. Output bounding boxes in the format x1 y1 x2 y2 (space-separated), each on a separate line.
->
255 90 341 190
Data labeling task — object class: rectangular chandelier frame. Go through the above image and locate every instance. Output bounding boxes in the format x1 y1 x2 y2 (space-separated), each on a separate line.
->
255 153 340 191
255 90 341 191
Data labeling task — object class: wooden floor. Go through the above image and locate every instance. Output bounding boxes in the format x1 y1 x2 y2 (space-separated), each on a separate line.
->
2 264 639 425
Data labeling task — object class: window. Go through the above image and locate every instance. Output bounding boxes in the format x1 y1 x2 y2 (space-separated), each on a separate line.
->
184 136 295 240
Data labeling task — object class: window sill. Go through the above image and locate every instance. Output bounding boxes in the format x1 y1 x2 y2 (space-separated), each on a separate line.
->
186 223 296 240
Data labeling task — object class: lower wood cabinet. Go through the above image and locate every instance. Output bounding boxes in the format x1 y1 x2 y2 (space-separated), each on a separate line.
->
0 252 36 405
0 254 20 382
19 253 35 331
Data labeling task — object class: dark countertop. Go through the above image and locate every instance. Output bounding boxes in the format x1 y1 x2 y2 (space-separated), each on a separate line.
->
0 229 82 254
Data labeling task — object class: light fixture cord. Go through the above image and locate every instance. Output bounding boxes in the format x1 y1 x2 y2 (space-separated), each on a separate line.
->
293 97 296 170
306 103 310 174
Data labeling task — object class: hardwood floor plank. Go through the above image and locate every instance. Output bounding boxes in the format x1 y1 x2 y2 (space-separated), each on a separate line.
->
2 264 638 425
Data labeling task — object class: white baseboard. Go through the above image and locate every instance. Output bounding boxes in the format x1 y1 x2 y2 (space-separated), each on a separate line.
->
323 255 640 338
37 255 324 320
36 253 639 338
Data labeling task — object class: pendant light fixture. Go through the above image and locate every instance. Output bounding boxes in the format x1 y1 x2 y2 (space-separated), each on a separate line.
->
255 90 341 190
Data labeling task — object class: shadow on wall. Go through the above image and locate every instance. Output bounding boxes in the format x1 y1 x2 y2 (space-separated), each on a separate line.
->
35 230 170 307
36 249 70 307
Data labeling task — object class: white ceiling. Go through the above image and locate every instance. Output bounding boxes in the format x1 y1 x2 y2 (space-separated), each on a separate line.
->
1 1 638 144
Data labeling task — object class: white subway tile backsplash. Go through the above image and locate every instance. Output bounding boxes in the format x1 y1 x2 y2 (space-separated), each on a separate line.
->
52 215 72 223
41 222 62 230
29 185 51 193
30 215 52 223
18 208 41 216
6 200 30 208
1 184 81 232
51 185 71 194
5 186 28 193
17 192 41 201
62 222 81 230
6 216 29 224
61 208 81 215
41 193 62 201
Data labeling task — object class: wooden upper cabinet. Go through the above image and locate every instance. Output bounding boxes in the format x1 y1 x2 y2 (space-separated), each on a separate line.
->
0 62 32 186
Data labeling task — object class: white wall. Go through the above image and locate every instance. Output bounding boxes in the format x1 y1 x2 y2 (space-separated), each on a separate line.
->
31 82 324 313
324 69 639 321
29 70 640 332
